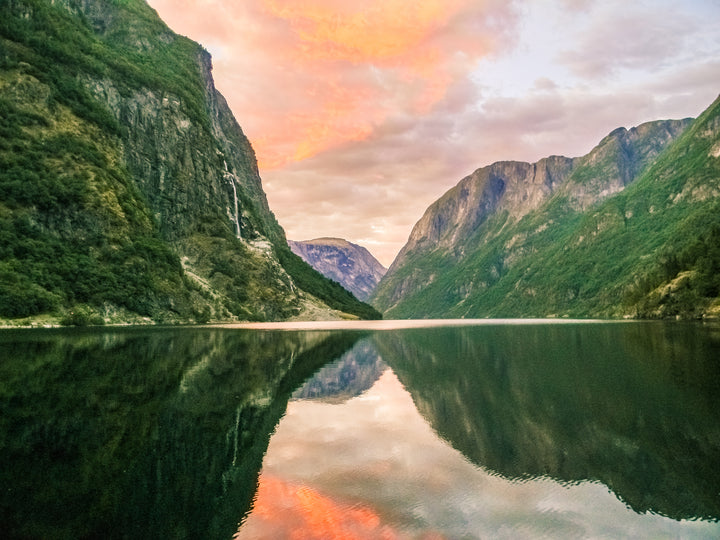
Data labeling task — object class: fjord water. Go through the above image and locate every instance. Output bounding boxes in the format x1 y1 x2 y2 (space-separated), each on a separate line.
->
1 322 719 539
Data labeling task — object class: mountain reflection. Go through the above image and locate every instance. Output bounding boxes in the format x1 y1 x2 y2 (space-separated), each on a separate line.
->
3 322 719 539
292 340 387 403
374 322 720 521
0 328 361 540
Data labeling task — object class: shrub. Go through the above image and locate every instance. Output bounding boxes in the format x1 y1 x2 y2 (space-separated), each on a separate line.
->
59 306 105 326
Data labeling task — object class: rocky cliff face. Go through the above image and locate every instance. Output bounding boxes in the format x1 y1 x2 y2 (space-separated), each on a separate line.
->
0 0 380 323
387 119 690 279
391 156 575 267
561 120 692 210
289 238 387 301
85 49 273 244
372 111 714 318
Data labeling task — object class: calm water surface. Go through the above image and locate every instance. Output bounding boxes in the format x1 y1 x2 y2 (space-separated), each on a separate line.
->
1 321 719 539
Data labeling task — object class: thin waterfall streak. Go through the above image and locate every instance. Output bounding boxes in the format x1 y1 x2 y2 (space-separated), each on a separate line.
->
230 178 241 239
223 160 241 239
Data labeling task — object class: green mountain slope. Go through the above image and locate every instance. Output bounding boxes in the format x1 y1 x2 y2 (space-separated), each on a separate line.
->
372 96 720 319
0 0 379 324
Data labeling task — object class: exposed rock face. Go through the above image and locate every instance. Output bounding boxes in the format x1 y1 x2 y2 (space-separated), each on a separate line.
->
372 115 702 318
561 120 692 211
392 156 575 266
86 62 266 244
387 119 690 279
289 238 387 301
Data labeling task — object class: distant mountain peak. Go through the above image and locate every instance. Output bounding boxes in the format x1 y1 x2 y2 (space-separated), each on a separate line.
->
297 237 353 247
289 239 387 301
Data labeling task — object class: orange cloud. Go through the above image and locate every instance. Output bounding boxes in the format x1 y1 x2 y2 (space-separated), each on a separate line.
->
148 0 720 267
256 78 382 169
148 1 509 170
245 0 501 169
261 0 463 64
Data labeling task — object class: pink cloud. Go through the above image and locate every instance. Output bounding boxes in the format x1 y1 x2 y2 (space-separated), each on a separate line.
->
146 0 719 268
148 0 517 169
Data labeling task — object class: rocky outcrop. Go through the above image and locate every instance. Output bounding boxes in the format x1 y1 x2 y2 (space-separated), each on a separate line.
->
84 57 268 244
385 119 691 279
561 119 692 211
389 156 575 270
289 238 387 301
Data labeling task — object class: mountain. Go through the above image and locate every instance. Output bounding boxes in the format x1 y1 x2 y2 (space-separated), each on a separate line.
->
288 238 387 301
372 97 720 320
0 0 380 324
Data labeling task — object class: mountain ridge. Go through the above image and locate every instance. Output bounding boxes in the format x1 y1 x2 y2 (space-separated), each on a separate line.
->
372 105 719 319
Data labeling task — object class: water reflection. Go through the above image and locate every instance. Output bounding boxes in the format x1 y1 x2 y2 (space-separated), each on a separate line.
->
2 322 719 539
292 340 387 403
375 323 720 522
239 322 720 539
0 327 362 540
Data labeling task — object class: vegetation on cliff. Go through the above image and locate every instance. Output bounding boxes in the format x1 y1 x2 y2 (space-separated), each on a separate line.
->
0 0 380 324
372 96 720 320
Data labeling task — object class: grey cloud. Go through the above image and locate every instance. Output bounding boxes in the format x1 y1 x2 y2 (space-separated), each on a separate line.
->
266 73 719 266
557 5 696 80
147 0 720 267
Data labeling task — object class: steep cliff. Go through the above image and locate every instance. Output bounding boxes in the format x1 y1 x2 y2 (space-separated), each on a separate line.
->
371 108 719 319
288 238 386 301
0 0 380 323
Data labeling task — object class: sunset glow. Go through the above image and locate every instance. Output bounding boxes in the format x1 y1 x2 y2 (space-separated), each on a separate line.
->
250 0 496 169
146 0 720 266
263 0 459 62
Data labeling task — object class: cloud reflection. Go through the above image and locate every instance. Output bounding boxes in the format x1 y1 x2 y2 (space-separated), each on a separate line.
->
235 475 410 540
234 334 720 539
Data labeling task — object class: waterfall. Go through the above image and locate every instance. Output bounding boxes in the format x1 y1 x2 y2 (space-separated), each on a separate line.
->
223 161 242 239
230 177 241 239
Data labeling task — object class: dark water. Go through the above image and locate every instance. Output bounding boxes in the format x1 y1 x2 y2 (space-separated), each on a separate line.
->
1 322 719 539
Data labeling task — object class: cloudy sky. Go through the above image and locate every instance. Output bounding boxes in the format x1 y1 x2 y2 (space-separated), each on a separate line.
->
146 0 720 267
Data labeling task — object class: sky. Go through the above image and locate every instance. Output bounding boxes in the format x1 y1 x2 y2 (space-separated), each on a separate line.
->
146 0 720 267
